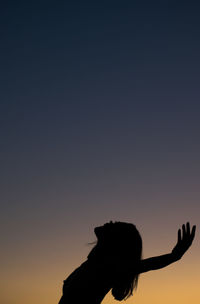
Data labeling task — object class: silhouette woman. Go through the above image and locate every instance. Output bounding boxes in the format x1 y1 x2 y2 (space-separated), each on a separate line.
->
58 221 196 304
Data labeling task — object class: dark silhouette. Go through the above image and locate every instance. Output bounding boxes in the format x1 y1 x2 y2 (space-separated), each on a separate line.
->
58 221 196 304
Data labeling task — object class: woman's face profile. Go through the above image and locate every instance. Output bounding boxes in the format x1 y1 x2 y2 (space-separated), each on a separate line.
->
94 222 114 239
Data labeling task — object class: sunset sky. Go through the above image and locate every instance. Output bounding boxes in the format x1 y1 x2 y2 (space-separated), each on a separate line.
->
1 1 200 303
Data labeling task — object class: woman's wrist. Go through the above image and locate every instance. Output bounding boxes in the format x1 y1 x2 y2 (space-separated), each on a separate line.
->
171 250 182 262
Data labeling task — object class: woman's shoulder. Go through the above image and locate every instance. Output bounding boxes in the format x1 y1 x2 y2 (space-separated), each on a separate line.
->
87 257 141 278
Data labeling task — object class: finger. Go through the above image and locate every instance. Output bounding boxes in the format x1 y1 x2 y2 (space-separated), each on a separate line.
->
191 225 196 241
186 222 190 235
182 224 186 238
178 228 181 242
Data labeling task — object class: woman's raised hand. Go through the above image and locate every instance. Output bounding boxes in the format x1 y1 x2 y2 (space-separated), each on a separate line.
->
171 222 196 260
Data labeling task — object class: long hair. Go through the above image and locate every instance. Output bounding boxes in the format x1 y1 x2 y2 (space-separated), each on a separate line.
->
87 221 143 301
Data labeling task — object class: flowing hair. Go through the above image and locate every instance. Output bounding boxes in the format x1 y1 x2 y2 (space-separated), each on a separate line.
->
87 221 143 301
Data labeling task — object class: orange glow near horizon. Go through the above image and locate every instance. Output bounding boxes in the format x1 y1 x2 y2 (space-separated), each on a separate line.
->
1 225 199 304
1 260 199 304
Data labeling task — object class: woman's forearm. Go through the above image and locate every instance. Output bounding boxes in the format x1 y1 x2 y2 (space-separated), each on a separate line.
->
139 252 180 273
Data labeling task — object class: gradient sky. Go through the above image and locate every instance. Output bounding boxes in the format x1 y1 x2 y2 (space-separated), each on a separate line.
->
1 1 200 303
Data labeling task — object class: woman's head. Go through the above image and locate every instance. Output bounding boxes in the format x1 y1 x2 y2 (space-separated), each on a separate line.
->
88 221 143 301
93 221 142 260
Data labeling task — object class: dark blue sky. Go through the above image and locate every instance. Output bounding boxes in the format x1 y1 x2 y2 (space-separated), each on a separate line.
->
1 1 200 187
1 1 200 189
1 0 199 238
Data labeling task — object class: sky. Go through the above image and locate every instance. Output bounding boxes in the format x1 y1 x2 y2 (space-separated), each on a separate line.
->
0 1 200 303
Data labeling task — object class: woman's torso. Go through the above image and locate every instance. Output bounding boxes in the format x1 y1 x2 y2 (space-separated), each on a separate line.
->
58 259 114 304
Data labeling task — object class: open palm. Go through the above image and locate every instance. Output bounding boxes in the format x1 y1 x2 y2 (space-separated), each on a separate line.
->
172 222 196 260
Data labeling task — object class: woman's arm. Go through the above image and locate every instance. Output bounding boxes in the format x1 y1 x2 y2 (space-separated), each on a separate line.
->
139 222 196 274
139 253 177 273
